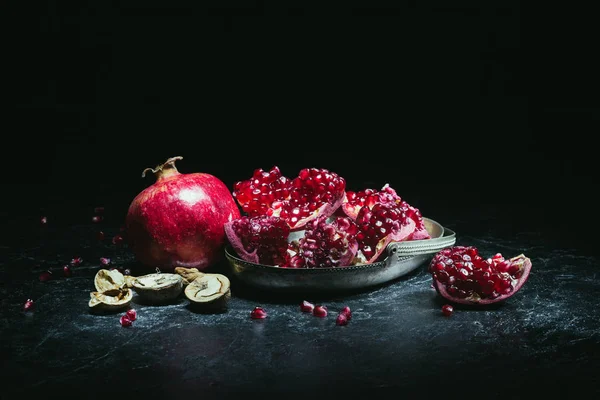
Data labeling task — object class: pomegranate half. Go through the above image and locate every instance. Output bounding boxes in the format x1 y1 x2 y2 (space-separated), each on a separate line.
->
126 156 241 271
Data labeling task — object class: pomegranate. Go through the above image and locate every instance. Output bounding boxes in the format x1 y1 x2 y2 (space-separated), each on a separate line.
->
232 166 346 230
125 156 241 271
224 215 290 265
298 216 359 268
429 246 532 305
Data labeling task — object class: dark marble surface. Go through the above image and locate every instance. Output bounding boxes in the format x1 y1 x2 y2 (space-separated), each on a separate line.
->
2 202 599 400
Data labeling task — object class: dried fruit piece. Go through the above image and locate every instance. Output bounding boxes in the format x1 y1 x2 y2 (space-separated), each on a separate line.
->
184 274 231 309
250 306 267 319
89 288 133 311
94 269 127 292
300 300 315 313
429 246 532 305
174 267 204 286
224 215 290 265
132 273 184 304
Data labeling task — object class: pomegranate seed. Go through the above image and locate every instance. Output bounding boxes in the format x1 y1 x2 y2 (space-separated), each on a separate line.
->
126 309 137 321
336 313 349 326
97 231 105 241
340 306 352 320
112 234 124 246
300 300 315 313
120 315 133 327
23 299 34 311
94 206 105 214
100 257 111 266
250 306 267 319
70 257 83 266
313 305 328 317
63 265 72 277
39 270 53 282
92 215 103 223
40 216 47 225
441 304 454 316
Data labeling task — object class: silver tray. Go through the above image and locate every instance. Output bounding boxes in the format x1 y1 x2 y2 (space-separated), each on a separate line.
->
223 217 456 292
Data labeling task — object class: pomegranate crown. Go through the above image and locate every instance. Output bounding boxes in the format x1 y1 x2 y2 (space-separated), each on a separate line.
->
142 156 183 179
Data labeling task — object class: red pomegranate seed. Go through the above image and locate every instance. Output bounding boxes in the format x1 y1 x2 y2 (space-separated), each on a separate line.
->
39 270 53 282
63 265 72 277
120 315 133 327
441 304 454 316
300 300 315 313
23 299 34 311
100 257 111 266
126 309 137 321
40 216 47 225
92 215 103 223
336 313 349 326
70 257 83 266
250 306 267 319
112 234 124 246
94 206 105 214
313 305 328 317
340 306 352 320
97 231 105 241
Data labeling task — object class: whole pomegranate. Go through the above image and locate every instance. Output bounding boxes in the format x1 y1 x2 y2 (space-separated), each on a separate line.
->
126 156 241 271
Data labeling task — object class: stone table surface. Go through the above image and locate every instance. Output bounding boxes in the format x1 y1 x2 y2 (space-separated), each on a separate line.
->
2 204 599 400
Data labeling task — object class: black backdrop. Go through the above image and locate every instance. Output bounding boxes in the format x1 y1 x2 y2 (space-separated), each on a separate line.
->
3 1 598 248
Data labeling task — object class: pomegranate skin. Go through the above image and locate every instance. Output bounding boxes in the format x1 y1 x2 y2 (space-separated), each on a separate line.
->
126 157 241 271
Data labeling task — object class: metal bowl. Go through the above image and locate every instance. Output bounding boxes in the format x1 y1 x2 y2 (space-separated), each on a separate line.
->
223 217 456 293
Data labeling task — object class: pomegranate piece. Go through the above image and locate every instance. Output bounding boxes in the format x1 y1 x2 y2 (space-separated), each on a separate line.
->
354 203 417 264
224 215 290 265
100 257 111 266
39 270 53 282
298 216 359 268
63 265 72 277
429 246 532 305
250 306 268 319
233 166 346 230
340 306 352 320
300 300 315 313
70 257 83 266
23 299 34 312
441 304 454 316
336 313 349 326
120 315 133 327
126 309 137 321
313 305 328 317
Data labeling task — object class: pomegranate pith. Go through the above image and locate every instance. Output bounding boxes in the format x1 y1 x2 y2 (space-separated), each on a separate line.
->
430 246 532 305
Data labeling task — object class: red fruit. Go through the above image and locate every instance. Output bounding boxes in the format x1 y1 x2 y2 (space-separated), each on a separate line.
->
340 306 352 320
429 246 532 305
120 315 133 327
298 216 358 268
224 215 290 265
336 313 348 326
125 156 241 271
70 257 83 266
40 216 47 225
232 166 346 230
92 215 103 223
126 309 137 321
100 257 111 266
300 300 315 312
441 304 454 316
39 270 53 282
23 299 34 311
313 305 327 317
63 265 72 277
250 306 267 319
354 203 417 264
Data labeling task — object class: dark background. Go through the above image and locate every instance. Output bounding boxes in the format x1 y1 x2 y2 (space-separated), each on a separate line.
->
3 1 598 245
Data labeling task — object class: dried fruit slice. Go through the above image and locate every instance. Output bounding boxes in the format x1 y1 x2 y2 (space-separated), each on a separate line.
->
429 246 532 305
174 267 204 286
184 274 231 309
94 269 127 292
88 288 133 311
224 215 290 265
132 273 184 304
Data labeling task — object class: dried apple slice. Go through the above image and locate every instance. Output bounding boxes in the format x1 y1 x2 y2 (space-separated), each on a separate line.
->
174 267 204 286
88 288 133 311
184 274 230 309
132 273 184 304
